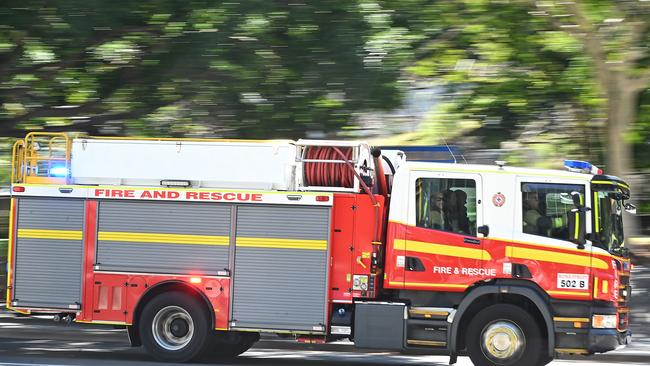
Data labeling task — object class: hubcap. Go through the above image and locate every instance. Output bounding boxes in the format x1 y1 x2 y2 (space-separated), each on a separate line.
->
152 306 194 351
480 320 525 364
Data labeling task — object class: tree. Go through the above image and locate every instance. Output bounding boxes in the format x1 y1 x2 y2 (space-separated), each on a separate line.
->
0 0 411 139
536 1 650 177
385 0 650 177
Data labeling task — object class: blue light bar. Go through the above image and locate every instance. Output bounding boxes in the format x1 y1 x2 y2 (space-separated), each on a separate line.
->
564 160 602 175
49 166 69 177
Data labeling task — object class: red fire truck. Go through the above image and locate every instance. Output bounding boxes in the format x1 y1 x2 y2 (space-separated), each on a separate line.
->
6 133 632 365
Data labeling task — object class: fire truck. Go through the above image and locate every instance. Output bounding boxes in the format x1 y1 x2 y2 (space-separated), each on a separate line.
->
6 132 632 366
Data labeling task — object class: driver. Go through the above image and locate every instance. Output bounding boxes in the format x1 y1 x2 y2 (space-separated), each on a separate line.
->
523 192 552 236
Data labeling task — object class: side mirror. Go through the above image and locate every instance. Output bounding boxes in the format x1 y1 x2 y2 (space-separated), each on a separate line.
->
477 225 489 237
568 208 586 249
624 202 637 215
571 191 583 207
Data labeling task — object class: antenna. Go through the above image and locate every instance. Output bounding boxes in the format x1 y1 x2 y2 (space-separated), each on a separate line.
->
440 135 466 164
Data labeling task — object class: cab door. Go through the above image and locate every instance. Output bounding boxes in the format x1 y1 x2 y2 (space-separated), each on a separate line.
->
403 171 486 291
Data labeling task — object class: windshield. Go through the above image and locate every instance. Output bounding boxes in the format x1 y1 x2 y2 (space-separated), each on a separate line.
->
592 189 625 252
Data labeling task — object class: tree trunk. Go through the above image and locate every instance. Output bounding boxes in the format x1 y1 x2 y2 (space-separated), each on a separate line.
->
605 72 641 237
605 74 637 178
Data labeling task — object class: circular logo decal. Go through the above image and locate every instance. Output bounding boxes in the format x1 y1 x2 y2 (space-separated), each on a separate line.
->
492 193 506 207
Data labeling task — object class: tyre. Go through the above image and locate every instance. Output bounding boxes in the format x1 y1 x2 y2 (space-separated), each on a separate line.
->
204 331 259 360
139 291 211 362
465 304 545 366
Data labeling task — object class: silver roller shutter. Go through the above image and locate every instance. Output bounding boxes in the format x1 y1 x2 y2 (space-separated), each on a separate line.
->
96 200 231 275
13 198 85 309
232 205 330 331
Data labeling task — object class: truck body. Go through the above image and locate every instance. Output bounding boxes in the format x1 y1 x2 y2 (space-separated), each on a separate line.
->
6 133 632 365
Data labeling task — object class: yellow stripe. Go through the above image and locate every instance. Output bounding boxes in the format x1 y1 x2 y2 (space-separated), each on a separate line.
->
6 199 15 305
553 317 590 323
505 246 608 269
592 180 630 190
555 348 589 355
407 340 446 346
602 280 609 294
18 229 83 240
593 192 600 233
574 212 580 240
593 277 599 298
394 239 491 260
547 290 590 297
389 281 468 289
236 237 327 251
98 232 229 246
409 309 449 317
75 319 131 326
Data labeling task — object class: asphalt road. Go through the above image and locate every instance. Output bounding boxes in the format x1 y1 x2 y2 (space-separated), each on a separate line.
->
0 266 648 366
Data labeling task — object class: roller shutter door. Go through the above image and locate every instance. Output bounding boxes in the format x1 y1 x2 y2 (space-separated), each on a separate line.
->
96 200 231 275
232 205 330 331
13 198 85 309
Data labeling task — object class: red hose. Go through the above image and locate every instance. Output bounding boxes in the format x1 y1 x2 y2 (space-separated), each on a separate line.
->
304 147 354 188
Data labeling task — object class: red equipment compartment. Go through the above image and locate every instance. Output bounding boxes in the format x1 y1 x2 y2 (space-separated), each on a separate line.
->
329 193 386 303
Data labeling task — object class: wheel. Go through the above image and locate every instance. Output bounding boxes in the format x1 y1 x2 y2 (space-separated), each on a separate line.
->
203 331 259 360
139 291 211 362
466 304 544 366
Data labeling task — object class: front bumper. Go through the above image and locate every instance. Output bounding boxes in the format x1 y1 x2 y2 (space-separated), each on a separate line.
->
588 328 631 353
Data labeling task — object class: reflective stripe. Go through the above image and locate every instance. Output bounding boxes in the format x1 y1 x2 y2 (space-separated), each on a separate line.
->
593 192 600 233
505 246 608 269
547 290 590 297
98 231 229 246
389 281 468 289
236 237 327 251
553 317 589 323
394 239 491 260
17 229 83 240
591 180 630 190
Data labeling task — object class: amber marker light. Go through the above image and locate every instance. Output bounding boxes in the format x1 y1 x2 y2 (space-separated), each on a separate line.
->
190 277 202 284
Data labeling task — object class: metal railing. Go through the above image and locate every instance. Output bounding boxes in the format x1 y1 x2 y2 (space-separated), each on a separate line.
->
11 133 71 185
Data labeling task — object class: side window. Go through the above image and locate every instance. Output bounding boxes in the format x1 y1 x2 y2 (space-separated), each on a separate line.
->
521 182 585 241
415 178 477 236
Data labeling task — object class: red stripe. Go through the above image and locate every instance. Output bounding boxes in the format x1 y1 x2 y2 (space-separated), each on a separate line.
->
80 200 98 322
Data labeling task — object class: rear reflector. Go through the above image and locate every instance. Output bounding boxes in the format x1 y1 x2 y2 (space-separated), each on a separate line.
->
316 196 330 202
12 186 25 193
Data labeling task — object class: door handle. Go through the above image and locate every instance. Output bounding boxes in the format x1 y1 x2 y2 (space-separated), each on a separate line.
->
464 237 481 245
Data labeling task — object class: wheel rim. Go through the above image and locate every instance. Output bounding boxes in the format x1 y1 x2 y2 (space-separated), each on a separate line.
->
480 320 526 365
152 305 194 351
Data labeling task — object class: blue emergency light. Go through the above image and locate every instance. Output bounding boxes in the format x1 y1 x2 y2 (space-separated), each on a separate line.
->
49 166 69 177
564 160 602 175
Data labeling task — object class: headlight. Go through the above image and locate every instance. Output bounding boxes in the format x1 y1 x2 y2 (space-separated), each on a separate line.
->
592 314 617 329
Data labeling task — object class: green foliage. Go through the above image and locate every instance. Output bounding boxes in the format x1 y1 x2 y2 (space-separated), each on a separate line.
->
0 0 412 139
382 0 615 162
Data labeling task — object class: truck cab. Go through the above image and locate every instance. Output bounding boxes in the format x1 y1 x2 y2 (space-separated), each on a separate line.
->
380 161 631 363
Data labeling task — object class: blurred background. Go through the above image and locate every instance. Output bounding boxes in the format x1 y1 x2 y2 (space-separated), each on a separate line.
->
0 1 649 291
